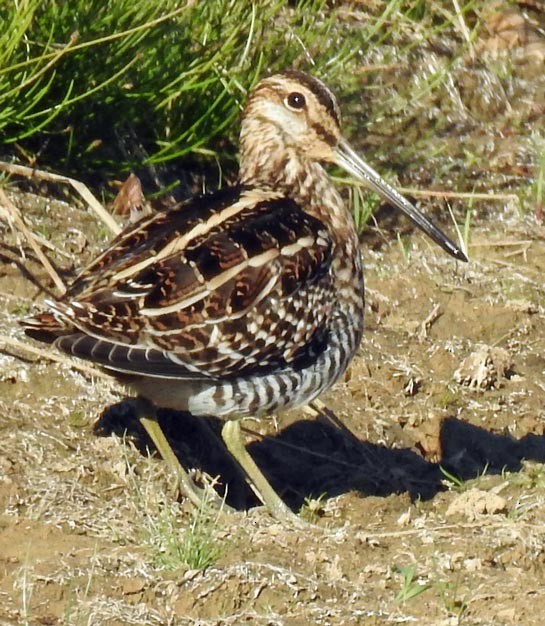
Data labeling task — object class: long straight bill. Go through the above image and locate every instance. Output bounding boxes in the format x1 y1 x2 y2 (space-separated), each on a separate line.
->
335 138 467 262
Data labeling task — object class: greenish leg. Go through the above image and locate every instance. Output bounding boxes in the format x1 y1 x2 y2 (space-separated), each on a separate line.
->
221 419 307 527
136 399 231 512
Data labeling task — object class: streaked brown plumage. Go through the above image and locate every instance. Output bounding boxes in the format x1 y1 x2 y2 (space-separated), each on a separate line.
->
23 70 466 525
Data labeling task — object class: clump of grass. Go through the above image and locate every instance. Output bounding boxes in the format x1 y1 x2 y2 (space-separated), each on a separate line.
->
121 438 226 571
146 499 225 571
393 563 431 603
440 463 490 492
299 492 327 523
179 504 226 571
506 461 545 491
0 1 485 218
0 0 360 185
436 576 469 619
348 181 377 234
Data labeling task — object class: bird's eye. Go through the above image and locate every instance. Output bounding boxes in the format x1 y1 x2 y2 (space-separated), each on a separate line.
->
285 92 306 111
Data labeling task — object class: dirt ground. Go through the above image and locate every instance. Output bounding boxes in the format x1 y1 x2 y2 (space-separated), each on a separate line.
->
2 5 545 626
2 187 545 626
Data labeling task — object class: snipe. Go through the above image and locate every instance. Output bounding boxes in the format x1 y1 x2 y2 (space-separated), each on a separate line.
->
23 70 466 525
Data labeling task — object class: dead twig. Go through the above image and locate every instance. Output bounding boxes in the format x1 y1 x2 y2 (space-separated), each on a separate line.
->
0 161 120 236
418 303 443 341
334 176 520 205
398 187 519 204
0 187 66 295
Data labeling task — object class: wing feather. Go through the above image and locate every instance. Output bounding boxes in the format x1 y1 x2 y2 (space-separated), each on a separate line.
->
23 187 334 379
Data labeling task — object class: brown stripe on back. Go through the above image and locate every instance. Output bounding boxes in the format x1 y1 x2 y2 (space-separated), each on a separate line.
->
68 185 246 297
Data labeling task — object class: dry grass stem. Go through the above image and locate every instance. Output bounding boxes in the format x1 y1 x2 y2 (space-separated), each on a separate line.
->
418 303 443 341
398 187 520 204
452 0 474 56
0 187 66 295
0 161 121 236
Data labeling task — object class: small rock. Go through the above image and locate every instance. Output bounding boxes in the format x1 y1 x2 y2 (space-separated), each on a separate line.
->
464 557 482 571
497 607 517 622
445 488 508 521
454 345 513 390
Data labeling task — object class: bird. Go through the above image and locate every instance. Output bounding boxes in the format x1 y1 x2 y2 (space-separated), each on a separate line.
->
22 70 467 525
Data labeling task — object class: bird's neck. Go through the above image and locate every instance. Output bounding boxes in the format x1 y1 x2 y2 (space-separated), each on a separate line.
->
239 115 364 329
238 119 353 239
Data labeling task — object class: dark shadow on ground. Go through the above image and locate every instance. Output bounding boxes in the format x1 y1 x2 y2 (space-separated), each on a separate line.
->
94 400 545 512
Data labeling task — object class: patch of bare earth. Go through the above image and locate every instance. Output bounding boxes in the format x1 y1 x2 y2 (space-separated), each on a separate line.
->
1 182 545 626
2 2 545 620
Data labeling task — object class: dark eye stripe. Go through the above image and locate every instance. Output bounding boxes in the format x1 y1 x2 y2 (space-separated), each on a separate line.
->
313 123 337 146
